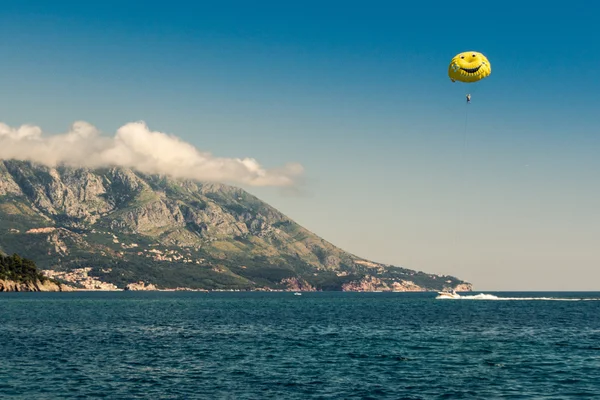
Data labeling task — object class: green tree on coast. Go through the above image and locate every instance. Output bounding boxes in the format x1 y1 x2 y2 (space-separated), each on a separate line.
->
0 253 48 284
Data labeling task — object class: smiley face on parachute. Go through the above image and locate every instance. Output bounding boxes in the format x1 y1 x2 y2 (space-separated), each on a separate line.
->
448 51 491 83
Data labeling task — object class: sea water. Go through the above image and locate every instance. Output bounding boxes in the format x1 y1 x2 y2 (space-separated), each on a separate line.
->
1 291 599 399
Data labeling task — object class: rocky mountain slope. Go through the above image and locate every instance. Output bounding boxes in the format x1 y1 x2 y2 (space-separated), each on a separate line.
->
0 160 471 291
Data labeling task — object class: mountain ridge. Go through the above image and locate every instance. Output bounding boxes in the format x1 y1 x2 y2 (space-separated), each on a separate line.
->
0 160 472 292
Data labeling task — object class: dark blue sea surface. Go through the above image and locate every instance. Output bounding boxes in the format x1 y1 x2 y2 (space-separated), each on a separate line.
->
1 291 600 399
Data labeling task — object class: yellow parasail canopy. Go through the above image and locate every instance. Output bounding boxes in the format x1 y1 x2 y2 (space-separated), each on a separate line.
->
448 51 491 83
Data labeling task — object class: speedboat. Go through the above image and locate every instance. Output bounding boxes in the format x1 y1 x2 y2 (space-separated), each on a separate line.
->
436 289 461 299
294 292 302 296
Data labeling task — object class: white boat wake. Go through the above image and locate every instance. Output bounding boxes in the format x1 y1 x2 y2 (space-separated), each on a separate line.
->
436 293 600 301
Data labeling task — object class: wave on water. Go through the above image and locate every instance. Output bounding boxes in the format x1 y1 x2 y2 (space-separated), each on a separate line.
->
436 293 600 301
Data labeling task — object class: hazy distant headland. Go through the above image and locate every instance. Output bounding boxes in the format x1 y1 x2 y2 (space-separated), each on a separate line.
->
0 160 472 292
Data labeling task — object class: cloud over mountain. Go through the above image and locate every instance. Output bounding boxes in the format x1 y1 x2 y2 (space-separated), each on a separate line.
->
0 121 303 186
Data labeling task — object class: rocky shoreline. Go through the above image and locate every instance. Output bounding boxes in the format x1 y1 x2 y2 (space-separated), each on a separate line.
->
0 279 74 292
24 268 470 293
2 268 473 293
0 280 473 293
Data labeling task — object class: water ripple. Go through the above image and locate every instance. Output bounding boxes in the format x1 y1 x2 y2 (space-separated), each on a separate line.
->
1 291 600 398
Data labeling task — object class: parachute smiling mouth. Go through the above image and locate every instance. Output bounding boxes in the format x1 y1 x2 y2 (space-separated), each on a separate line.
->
461 64 483 74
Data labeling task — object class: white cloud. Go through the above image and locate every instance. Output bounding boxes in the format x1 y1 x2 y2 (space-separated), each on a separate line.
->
0 121 303 187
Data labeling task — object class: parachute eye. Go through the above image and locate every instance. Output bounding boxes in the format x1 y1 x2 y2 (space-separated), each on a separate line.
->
472 54 476 57
460 56 464 59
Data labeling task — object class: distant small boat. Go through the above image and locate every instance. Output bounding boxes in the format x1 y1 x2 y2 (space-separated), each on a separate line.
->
436 289 461 300
294 292 302 296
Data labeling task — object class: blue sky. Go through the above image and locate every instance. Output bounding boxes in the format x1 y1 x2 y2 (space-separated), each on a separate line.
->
1 1 599 290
